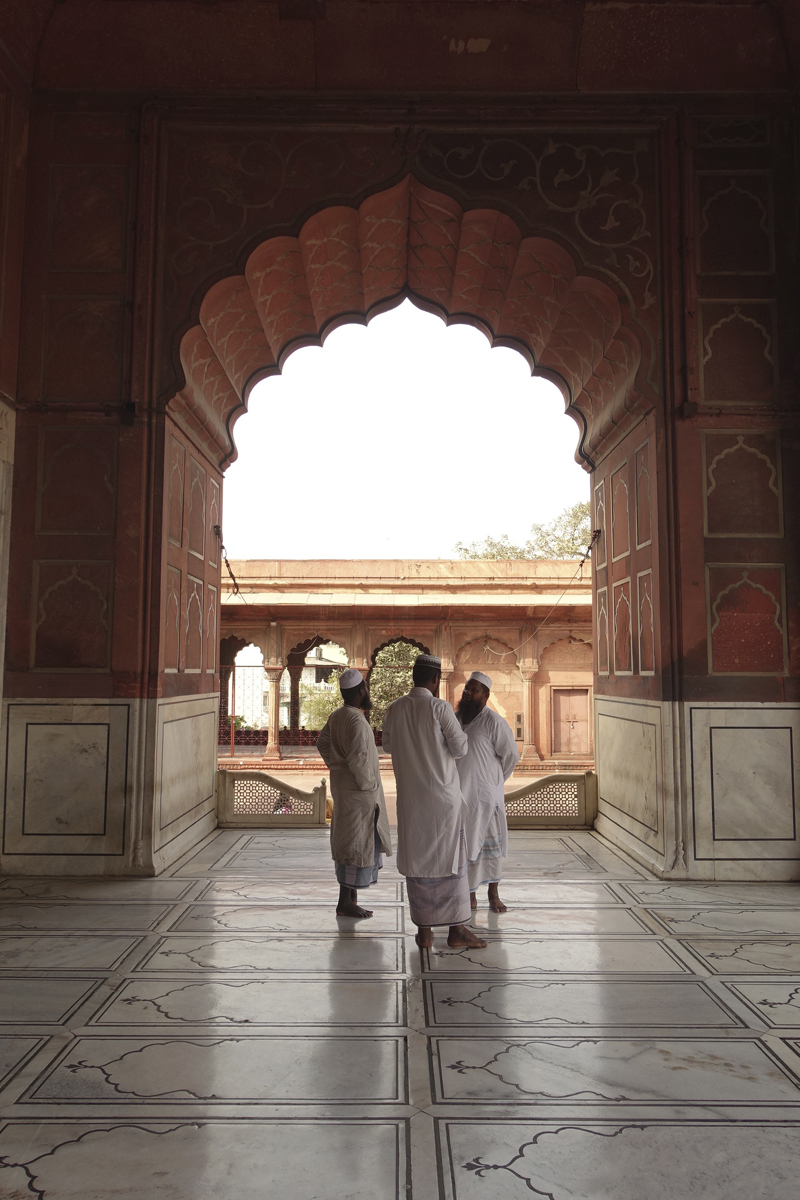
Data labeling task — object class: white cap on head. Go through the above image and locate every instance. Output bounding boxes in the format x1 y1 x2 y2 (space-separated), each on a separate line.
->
468 670 492 691
339 668 364 691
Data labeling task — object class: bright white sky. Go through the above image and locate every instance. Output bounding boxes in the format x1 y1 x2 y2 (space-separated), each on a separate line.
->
222 299 589 559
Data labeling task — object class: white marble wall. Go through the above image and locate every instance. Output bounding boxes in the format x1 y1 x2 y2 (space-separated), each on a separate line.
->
0 692 218 876
593 696 676 876
594 696 800 882
687 703 800 880
152 694 218 873
0 699 136 874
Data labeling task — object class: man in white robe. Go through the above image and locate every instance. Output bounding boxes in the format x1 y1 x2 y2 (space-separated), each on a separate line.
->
317 669 392 919
382 653 487 951
456 671 519 913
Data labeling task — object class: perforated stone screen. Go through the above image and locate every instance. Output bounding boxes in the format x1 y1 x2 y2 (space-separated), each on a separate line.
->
505 779 580 820
232 778 314 817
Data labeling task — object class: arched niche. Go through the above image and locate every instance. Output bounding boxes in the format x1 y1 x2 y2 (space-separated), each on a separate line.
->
168 175 649 472
538 636 593 671
452 636 520 726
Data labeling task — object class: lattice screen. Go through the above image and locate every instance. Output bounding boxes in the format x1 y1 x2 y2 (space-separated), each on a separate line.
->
233 779 314 817
505 779 580 819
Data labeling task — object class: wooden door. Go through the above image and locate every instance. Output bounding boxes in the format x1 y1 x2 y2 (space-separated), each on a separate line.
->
552 689 590 754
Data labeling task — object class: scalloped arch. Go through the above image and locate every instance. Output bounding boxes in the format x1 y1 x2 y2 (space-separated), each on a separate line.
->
169 175 649 469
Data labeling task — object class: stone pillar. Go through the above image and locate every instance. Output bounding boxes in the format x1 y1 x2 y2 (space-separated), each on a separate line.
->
520 666 539 760
265 668 283 759
288 664 304 730
439 667 454 707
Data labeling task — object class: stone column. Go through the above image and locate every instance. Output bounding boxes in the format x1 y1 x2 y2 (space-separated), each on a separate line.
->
288 664 304 730
439 667 454 707
520 665 539 760
265 668 283 760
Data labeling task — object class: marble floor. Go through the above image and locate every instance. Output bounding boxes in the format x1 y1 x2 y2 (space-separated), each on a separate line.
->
1 830 800 1197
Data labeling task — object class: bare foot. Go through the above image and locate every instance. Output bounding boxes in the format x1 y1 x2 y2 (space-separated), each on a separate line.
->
470 891 478 909
336 901 373 918
415 926 434 949
447 924 488 949
488 884 507 913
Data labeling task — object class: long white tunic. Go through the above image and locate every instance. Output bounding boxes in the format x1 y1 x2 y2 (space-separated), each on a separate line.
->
456 706 519 863
382 687 468 878
317 706 392 868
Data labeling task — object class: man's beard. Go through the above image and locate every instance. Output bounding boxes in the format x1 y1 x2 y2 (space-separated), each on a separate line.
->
457 695 483 724
360 694 373 713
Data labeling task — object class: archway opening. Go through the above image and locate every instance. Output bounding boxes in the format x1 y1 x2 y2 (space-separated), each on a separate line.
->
368 638 431 733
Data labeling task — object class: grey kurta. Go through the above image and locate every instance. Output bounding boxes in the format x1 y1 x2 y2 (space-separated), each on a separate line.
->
317 706 392 868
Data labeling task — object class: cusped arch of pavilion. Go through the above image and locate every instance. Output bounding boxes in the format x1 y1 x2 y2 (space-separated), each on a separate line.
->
454 634 518 668
369 634 431 667
537 632 594 665
169 175 650 471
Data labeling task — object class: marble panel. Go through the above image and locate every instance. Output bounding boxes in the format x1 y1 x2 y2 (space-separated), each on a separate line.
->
683 939 800 974
622 881 800 906
432 1036 800 1104
168 904 404 934
722 982 800 1028
0 934 141 970
91 977 405 1027
0 903 172 932
0 976 103 1024
138 935 405 974
712 729 794 840
29 1034 406 1104
440 1119 800 1199
158 708 216 834
0 1038 46 1090
466 908 646 936
3 701 130 857
648 908 800 936
424 979 740 1028
196 879 404 903
0 879 193 901
0 1119 407 1199
596 705 660 837
22 724 109 836
425 937 688 975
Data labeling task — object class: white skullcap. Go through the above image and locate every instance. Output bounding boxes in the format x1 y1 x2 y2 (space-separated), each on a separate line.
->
468 670 492 691
339 668 364 690
415 653 441 669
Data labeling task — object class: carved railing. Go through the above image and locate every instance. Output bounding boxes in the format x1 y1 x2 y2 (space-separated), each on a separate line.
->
217 770 327 828
504 771 598 829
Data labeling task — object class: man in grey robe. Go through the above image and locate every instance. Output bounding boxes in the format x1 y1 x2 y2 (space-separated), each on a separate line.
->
456 670 519 912
383 653 487 951
317 668 392 918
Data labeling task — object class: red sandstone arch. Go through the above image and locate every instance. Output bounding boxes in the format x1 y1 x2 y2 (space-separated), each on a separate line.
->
170 175 648 469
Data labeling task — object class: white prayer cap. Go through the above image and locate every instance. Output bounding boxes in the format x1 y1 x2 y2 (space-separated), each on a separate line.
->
415 653 441 669
468 670 492 691
339 668 364 690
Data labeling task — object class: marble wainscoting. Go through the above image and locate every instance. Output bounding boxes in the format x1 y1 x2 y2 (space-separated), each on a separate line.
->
0 694 219 877
2 828 800 1197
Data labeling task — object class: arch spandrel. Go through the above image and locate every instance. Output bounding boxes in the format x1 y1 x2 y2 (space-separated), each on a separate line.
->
168 175 650 469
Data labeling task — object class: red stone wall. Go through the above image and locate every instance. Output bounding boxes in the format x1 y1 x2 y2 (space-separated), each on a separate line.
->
678 114 799 703
161 417 222 696
592 413 660 700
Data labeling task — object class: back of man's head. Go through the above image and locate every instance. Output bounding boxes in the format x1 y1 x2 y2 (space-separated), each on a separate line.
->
412 662 440 689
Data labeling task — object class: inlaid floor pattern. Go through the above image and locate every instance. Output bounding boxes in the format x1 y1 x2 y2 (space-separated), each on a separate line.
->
2 829 800 1197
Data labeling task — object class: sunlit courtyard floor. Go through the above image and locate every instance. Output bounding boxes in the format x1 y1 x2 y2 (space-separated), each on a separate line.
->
2 828 800 1197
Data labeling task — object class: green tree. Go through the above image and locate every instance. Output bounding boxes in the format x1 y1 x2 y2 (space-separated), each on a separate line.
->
368 640 419 730
454 500 592 560
299 674 342 731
